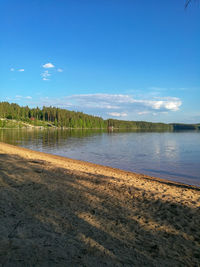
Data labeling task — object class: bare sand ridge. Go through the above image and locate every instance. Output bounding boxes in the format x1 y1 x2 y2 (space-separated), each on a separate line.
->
0 142 200 266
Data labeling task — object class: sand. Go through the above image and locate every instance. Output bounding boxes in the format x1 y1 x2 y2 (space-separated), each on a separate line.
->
0 142 200 266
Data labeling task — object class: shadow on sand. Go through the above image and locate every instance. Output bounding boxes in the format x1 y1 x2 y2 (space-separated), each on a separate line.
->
0 153 199 266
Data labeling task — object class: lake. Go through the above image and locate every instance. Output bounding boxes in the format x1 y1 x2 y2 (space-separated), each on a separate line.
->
0 128 200 186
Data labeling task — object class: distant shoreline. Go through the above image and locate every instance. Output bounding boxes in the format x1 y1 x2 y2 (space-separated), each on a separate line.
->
0 119 200 131
1 101 200 130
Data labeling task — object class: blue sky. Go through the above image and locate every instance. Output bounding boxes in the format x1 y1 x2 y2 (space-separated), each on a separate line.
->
0 0 199 123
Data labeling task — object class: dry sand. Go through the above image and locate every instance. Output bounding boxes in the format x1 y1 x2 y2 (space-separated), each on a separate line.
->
0 142 200 266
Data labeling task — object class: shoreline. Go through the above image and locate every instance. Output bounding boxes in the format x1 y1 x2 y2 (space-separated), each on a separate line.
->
0 141 199 189
0 141 198 189
0 142 200 265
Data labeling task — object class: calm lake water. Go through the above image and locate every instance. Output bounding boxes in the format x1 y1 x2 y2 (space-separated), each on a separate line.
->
0 128 200 186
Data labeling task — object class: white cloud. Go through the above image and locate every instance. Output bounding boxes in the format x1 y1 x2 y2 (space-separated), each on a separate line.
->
165 101 180 111
67 94 181 112
36 93 182 120
40 64 63 80
42 63 55 68
138 111 150 115
41 70 51 81
10 68 14 71
67 94 132 108
18 69 25 72
57 68 63 72
15 95 32 100
140 98 182 111
108 112 127 117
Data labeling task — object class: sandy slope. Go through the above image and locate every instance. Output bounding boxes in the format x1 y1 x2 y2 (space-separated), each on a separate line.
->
0 142 200 266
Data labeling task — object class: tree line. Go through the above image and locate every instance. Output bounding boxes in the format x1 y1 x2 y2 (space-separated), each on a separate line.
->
0 102 106 128
1 101 194 130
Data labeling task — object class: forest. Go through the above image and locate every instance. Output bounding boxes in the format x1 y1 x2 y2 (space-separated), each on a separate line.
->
0 102 199 130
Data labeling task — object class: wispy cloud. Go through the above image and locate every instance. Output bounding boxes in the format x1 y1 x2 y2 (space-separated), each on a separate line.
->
108 112 127 117
67 94 181 112
10 68 25 72
42 62 55 68
138 111 150 115
57 68 63 72
41 63 63 80
37 93 182 119
15 95 32 100
41 70 51 81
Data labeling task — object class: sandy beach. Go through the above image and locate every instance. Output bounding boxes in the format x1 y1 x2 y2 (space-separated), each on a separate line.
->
0 142 199 266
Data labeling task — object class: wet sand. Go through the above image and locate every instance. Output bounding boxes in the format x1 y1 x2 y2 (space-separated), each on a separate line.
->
0 142 200 266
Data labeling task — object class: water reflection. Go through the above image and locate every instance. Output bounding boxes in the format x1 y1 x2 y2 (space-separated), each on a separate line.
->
0 129 200 186
0 129 104 148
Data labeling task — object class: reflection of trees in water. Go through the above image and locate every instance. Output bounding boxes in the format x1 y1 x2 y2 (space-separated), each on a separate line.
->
0 129 106 148
0 128 173 149
1 129 195 150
